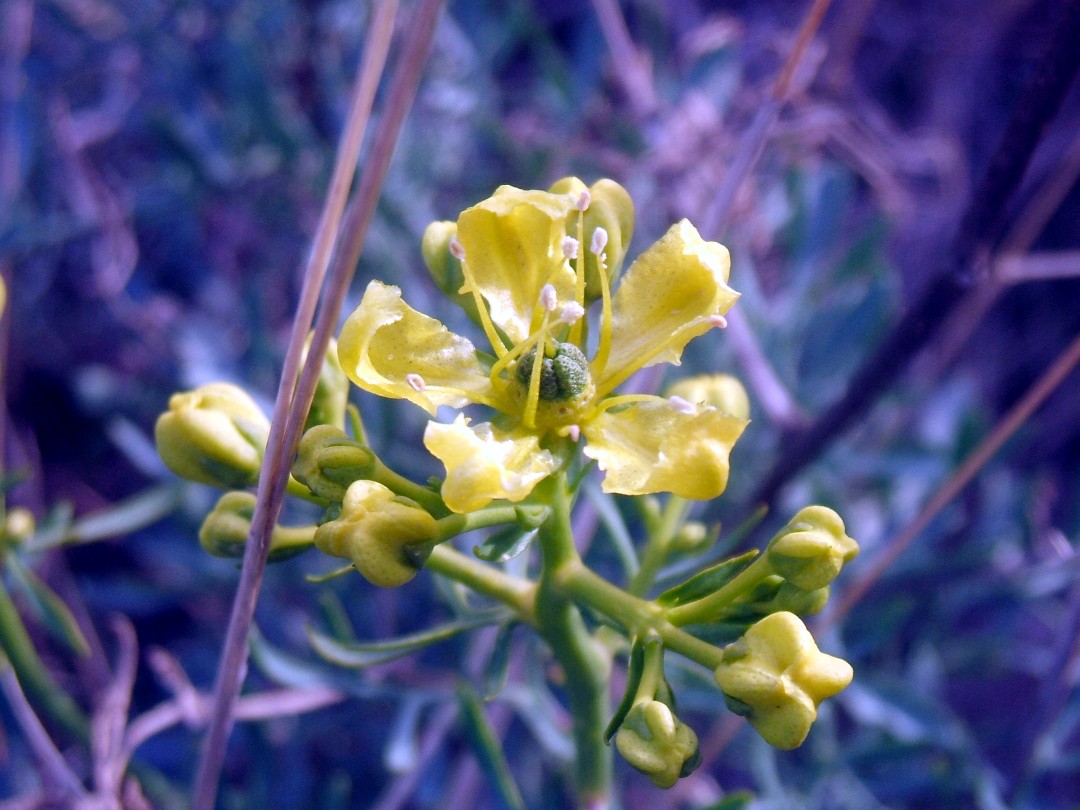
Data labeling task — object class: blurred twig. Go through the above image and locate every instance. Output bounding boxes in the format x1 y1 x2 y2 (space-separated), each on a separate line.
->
191 2 401 806
749 0 1080 509
591 0 657 118
819 329 1080 630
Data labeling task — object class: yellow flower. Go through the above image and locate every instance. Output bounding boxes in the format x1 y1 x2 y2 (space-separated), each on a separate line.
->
337 180 747 513
714 611 853 749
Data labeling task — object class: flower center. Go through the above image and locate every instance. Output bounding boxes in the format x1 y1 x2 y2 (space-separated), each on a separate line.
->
516 341 590 401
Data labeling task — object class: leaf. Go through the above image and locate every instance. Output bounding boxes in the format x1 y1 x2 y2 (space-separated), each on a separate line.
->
248 626 386 699
456 683 526 810
604 637 646 744
473 525 537 563
383 695 425 774
656 550 759 608
6 557 90 657
483 621 518 700
27 485 183 552
307 609 510 669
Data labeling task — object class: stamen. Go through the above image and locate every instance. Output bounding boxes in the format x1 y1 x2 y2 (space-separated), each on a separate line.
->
668 395 696 415
558 302 585 325
540 283 558 312
561 236 579 259
449 238 465 261
576 190 591 211
405 373 426 392
709 314 729 329
565 424 581 442
590 226 608 255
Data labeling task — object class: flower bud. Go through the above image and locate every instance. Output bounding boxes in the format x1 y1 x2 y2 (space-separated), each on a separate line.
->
421 220 483 322
615 700 701 788
666 374 750 420
199 491 314 562
714 611 852 749
314 480 439 588
766 506 859 591
3 507 36 546
291 425 377 502
155 383 270 488
549 177 634 302
301 335 349 432
671 520 710 553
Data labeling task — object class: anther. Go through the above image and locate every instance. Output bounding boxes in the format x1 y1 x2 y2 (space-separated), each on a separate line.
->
668 395 696 415
558 302 585 325
565 424 581 442
709 314 729 329
449 238 465 261
561 236 580 259
576 190 591 211
540 283 558 312
590 226 608 255
406 373 427 392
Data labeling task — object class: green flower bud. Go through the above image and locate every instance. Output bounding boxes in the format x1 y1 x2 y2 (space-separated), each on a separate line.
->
766 506 859 590
155 383 270 488
549 177 634 303
421 220 482 322
671 520 710 553
714 611 853 749
301 335 349 432
199 491 314 562
666 374 750 420
291 425 377 502
615 700 701 788
314 480 439 588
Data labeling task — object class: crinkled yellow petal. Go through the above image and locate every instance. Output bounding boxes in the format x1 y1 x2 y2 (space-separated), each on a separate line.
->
337 281 497 416
597 220 739 395
424 414 558 513
583 398 747 499
456 186 579 344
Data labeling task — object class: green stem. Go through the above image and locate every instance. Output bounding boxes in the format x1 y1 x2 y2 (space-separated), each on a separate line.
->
628 496 688 596
556 561 724 671
372 461 449 517
433 504 546 541
426 545 536 623
0 583 88 740
665 554 776 627
534 474 611 806
270 524 317 553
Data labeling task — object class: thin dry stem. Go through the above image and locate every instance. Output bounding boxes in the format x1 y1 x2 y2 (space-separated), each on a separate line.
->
191 3 400 806
591 0 657 118
820 330 1080 630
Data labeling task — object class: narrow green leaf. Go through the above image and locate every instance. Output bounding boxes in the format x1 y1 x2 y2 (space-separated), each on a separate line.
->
473 525 537 563
656 550 759 608
307 609 510 669
248 625 386 699
27 485 182 552
483 621 518 700
6 557 90 657
456 683 526 810
604 638 646 744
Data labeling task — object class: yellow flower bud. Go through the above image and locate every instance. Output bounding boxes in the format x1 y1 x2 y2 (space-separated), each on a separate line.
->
199 491 314 562
548 177 635 302
421 220 463 297
314 480 439 588
155 383 270 488
614 700 701 788
767 506 859 590
291 425 376 502
3 507 36 546
301 335 349 432
666 374 750 420
714 612 852 749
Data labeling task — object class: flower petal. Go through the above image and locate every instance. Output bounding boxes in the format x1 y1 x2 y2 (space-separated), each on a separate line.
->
424 414 558 513
583 398 747 499
456 186 578 344
338 281 497 415
597 220 739 395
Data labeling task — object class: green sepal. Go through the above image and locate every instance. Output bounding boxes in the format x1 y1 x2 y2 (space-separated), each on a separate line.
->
656 549 759 608
604 637 646 744
456 683 526 810
306 609 510 669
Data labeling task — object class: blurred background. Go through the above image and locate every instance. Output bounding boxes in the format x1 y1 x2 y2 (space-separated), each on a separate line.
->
2 0 1080 807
